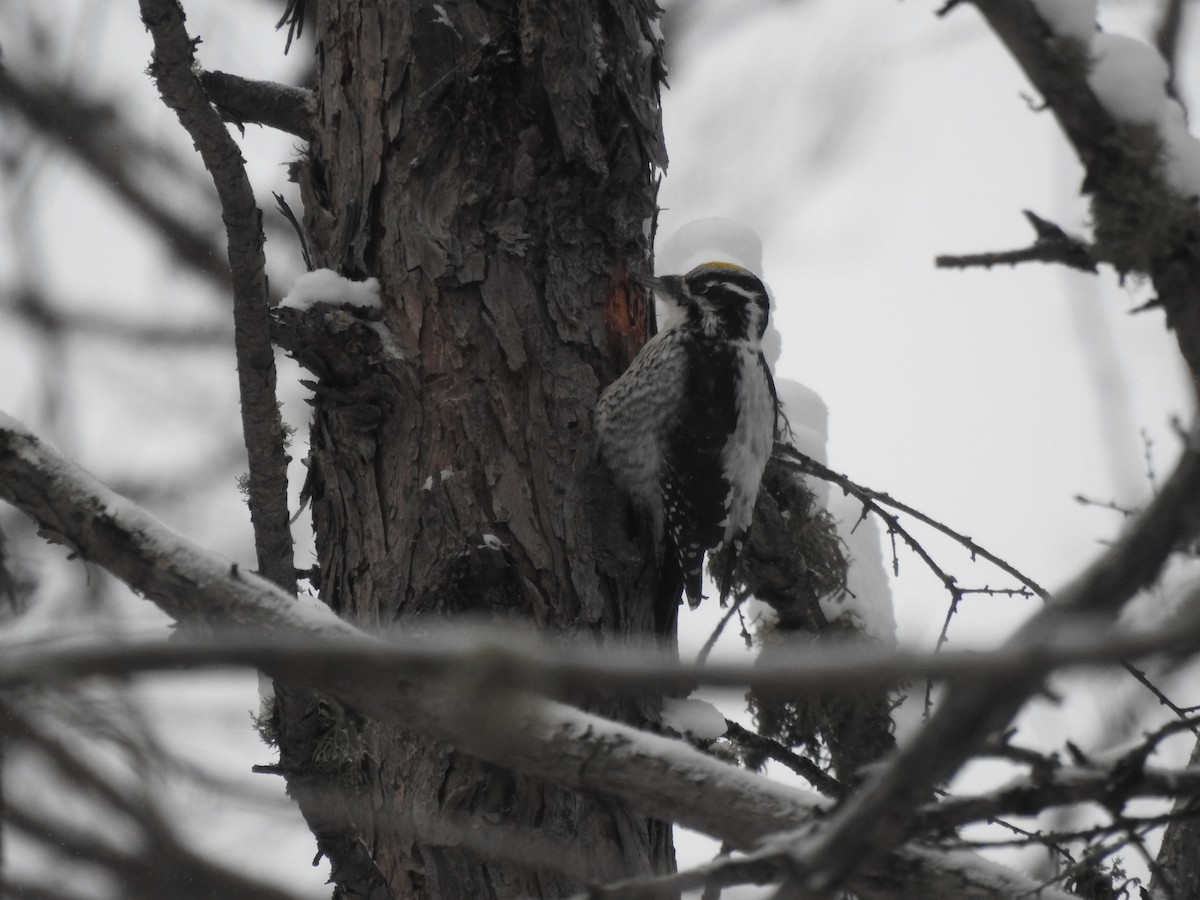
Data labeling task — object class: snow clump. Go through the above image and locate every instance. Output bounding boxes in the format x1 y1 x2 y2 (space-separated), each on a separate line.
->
1030 0 1096 44
283 269 382 312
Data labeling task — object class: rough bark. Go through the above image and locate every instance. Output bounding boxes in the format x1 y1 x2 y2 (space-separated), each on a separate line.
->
1151 736 1200 899
275 1 670 897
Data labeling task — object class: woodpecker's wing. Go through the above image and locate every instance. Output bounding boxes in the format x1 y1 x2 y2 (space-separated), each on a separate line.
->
595 328 692 535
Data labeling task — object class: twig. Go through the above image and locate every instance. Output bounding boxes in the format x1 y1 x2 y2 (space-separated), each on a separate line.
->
770 415 1200 896
696 589 750 665
923 759 1200 832
788 444 1197 726
724 720 846 799
778 445 1050 598
1143 428 1160 496
979 816 1077 866
946 812 1183 850
139 0 295 592
1120 662 1200 734
1074 493 1138 518
959 585 1036 598
936 210 1098 274
936 0 967 16
777 445 1036 715
1116 814 1175 900
273 192 313 272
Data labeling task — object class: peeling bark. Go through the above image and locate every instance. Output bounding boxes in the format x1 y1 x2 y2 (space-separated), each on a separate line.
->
278 1 670 896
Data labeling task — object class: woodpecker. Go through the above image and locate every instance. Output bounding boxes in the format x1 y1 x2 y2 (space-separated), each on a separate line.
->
595 262 778 629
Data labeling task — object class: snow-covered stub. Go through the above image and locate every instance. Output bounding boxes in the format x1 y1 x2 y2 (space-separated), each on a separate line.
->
282 269 382 312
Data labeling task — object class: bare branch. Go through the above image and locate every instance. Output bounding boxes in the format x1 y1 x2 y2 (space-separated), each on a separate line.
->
926 759 1200 832
139 0 294 591
10 610 1200 707
786 443 1200 727
199 70 316 141
779 445 1049 599
773 420 1200 896
936 209 1098 273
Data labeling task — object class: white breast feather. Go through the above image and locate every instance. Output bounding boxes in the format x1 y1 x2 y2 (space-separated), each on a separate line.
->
721 344 774 544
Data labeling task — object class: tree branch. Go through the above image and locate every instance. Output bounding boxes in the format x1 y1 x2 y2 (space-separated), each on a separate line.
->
9 605 1200 706
0 416 326 631
967 0 1200 396
750 1 1200 876
724 720 847 799
139 0 294 591
925 759 1200 832
0 414 1077 899
199 71 315 141
936 210 1098 273
788 445 1199 725
776 420 1200 896
779 445 1049 598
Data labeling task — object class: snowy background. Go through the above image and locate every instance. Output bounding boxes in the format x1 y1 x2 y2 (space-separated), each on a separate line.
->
2 0 1198 895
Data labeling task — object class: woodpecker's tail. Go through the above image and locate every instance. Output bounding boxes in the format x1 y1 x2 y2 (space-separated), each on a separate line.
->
656 538 707 632
717 532 747 605
680 544 705 610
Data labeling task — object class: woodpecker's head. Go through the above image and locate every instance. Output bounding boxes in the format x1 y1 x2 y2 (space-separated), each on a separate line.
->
638 262 770 341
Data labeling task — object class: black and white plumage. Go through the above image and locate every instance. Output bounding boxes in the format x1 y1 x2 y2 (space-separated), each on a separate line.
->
595 262 778 627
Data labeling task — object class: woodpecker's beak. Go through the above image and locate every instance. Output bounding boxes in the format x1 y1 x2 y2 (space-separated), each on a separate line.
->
632 271 685 302
631 271 665 290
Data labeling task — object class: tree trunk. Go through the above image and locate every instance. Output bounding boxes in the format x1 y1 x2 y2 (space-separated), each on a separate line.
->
276 1 672 896
1150 735 1200 899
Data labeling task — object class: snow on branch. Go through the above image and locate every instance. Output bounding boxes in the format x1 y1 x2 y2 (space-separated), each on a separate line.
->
139 0 294 591
952 1 1200 390
0 414 341 633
